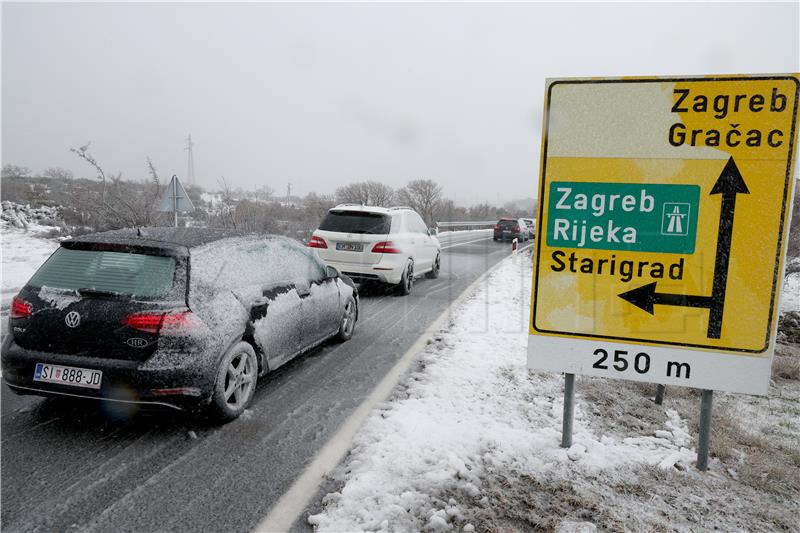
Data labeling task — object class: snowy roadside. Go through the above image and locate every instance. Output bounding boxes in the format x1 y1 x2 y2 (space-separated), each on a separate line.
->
1 225 59 308
309 252 800 532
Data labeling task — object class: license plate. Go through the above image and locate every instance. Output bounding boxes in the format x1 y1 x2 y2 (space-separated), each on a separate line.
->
34 363 102 389
336 242 363 252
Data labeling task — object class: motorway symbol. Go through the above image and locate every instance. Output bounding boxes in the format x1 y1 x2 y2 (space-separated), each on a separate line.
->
618 157 748 339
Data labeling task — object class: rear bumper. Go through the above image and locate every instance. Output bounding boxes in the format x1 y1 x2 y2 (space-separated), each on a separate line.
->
325 255 406 284
494 232 524 240
1 336 215 410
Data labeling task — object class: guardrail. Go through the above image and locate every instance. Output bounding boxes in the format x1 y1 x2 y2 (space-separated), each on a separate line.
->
435 221 496 233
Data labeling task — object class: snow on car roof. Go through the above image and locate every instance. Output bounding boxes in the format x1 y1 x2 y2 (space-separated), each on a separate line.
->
67 227 260 252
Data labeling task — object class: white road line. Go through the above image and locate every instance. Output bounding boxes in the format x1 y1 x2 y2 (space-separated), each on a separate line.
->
254 252 512 533
441 235 494 249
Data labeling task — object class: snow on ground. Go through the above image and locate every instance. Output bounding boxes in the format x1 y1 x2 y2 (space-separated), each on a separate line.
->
1 226 58 308
781 271 799 313
309 251 800 532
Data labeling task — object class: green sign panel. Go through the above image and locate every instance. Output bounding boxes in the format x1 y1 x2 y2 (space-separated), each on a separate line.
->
546 182 700 253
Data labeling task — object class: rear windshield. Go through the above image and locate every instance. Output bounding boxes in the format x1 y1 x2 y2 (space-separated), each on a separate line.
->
498 219 518 227
28 247 179 299
319 211 391 235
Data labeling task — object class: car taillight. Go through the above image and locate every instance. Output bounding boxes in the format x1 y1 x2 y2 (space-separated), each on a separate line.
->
123 310 206 336
514 225 520 232
10 296 32 319
307 235 328 249
494 224 500 230
372 241 401 254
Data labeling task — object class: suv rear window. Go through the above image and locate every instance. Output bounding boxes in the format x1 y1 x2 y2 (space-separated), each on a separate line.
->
498 219 518 227
319 211 391 234
28 247 179 299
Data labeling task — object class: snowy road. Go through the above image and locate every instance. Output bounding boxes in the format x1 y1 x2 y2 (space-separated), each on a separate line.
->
1 230 513 532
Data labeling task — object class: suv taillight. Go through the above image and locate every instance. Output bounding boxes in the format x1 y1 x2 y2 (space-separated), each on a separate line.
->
10 296 32 319
372 241 401 254
514 225 520 232
307 235 328 249
494 224 500 230
123 310 206 336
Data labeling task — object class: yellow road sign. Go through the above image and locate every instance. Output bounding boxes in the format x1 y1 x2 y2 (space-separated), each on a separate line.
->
528 75 799 395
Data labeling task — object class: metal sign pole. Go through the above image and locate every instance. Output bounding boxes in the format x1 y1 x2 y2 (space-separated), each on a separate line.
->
697 389 714 470
561 373 575 448
655 384 666 405
172 175 178 228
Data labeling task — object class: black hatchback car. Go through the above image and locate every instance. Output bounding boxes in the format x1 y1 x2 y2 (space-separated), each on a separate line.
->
493 218 529 242
2 228 358 421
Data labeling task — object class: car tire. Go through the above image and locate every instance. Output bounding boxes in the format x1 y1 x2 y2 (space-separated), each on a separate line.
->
335 296 357 342
208 341 258 422
425 253 440 279
396 260 414 296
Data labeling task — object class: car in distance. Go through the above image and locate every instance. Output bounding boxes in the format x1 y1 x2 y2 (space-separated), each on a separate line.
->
308 204 441 295
524 218 536 238
2 228 358 421
493 218 529 242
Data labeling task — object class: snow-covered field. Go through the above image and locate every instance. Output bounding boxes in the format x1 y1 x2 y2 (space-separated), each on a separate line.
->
309 252 800 532
1 226 58 308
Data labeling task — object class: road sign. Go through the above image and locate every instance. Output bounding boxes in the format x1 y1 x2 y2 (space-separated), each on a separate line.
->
528 75 799 395
158 175 195 227
158 175 195 213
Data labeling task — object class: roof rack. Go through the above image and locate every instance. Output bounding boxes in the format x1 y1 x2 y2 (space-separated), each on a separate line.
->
334 203 364 207
389 206 413 210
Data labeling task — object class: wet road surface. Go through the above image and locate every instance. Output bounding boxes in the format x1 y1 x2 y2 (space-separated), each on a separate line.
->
1 231 516 532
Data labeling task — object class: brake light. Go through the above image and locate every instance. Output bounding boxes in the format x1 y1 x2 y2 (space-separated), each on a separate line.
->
10 296 32 319
514 225 520 232
307 235 328 249
123 310 206 336
372 241 401 254
494 224 500 230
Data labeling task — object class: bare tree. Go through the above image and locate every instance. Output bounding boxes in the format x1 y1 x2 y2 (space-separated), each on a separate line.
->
217 177 238 228
364 181 394 206
2 164 32 179
335 180 394 207
254 184 275 203
42 167 74 180
69 144 163 229
304 192 337 221
396 179 443 226
71 143 108 202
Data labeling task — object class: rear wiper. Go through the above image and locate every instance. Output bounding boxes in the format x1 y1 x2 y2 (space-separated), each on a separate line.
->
77 288 123 298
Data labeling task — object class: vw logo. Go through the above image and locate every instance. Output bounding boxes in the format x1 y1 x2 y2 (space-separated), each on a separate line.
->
64 311 81 328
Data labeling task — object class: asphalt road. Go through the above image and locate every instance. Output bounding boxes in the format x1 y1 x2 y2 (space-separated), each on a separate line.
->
1 230 515 532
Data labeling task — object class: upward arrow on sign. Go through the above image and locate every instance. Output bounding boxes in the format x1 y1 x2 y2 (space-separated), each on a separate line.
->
619 157 749 339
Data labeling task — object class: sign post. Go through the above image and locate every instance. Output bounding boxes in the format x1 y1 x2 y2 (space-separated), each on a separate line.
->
528 74 800 469
158 175 195 227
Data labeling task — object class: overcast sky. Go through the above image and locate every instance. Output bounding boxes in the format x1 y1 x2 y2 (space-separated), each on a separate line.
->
2 2 798 205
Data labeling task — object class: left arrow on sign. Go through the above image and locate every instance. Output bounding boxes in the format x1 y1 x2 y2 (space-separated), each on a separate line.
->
618 282 712 315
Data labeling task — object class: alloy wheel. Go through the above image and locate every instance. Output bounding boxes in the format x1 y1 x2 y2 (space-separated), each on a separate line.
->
223 351 256 409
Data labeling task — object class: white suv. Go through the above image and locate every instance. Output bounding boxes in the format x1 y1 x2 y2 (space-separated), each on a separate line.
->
308 205 441 295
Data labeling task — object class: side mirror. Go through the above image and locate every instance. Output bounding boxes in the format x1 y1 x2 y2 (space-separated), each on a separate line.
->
325 265 339 279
